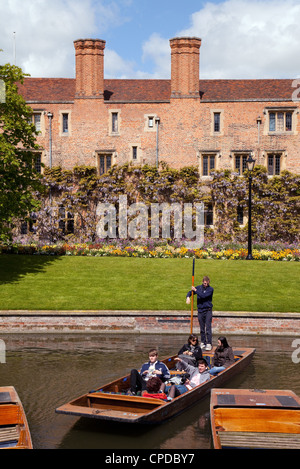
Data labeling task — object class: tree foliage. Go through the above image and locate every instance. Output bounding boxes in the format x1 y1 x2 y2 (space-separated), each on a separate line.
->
0 62 42 240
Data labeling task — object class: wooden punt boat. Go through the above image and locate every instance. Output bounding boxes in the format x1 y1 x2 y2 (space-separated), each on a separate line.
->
55 347 255 424
0 386 33 449
210 388 300 449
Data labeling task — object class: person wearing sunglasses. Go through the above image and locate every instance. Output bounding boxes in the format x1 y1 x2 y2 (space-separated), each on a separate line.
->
177 334 203 367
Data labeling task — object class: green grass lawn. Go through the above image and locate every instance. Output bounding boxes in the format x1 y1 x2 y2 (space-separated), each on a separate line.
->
0 255 299 312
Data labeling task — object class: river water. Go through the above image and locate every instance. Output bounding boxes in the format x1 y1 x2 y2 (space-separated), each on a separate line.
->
0 333 299 449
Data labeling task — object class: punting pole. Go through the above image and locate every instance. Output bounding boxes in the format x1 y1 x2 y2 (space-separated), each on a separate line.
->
190 257 195 334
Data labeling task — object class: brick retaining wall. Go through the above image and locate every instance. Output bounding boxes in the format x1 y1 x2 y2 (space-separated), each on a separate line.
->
0 310 299 336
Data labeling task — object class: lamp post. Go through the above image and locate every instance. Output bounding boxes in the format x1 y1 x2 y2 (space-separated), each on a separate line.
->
246 155 255 260
47 112 53 168
47 112 53 243
155 117 160 168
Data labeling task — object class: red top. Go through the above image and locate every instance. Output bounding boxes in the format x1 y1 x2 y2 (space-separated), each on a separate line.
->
142 392 167 400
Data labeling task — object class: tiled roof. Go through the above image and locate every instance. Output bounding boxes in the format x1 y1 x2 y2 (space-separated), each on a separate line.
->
103 79 170 102
18 78 76 102
19 77 296 104
199 79 296 102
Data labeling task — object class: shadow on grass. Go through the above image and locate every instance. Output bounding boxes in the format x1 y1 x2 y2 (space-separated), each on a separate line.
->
0 254 63 285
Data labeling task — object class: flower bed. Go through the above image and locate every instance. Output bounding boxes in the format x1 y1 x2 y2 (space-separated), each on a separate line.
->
0 242 299 261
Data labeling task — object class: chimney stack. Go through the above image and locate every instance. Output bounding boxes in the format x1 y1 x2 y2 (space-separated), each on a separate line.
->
170 37 201 99
74 39 106 98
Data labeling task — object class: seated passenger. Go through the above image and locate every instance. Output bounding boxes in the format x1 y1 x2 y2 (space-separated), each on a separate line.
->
209 337 235 375
174 357 210 394
177 334 203 367
142 376 176 401
129 348 171 395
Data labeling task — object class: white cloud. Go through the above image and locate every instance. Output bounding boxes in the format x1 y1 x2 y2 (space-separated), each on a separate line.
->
1 0 300 79
177 0 300 78
139 0 300 79
0 0 128 77
104 49 136 78
141 33 170 78
104 33 171 79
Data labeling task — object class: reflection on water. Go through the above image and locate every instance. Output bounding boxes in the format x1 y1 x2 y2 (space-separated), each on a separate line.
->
0 334 299 449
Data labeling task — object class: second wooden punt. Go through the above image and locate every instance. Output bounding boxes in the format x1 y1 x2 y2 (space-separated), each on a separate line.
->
0 386 33 449
210 388 300 449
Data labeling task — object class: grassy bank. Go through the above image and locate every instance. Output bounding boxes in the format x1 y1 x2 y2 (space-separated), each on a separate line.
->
0 255 299 312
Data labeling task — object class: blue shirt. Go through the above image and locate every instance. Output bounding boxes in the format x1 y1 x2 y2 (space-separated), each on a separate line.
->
187 284 214 312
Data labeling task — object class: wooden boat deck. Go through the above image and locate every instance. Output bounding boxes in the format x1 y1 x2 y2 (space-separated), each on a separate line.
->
210 388 300 449
218 431 300 449
0 386 33 449
56 347 255 424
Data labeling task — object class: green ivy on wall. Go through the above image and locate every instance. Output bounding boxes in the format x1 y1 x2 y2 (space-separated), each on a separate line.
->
13 163 299 245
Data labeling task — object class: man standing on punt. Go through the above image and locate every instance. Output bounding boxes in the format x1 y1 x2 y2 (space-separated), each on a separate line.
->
186 276 214 351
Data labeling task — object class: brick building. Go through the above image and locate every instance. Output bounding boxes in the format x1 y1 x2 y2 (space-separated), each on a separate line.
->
19 36 300 177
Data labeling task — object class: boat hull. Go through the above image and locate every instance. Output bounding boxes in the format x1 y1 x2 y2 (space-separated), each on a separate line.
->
0 386 33 449
56 347 255 424
210 388 300 449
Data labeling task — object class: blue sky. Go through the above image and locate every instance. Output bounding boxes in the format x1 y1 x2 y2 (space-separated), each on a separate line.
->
1 0 300 79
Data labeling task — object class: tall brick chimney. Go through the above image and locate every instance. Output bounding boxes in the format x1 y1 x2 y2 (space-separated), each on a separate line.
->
74 39 106 98
170 37 201 99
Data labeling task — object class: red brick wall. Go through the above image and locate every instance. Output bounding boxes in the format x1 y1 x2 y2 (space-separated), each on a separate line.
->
28 37 300 174
1 311 299 335
74 39 105 98
170 37 201 98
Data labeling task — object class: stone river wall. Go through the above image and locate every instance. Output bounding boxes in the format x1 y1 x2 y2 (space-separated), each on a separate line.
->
0 310 299 336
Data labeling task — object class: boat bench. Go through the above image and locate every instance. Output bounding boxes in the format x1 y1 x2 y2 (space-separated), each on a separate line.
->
86 392 164 404
0 404 22 426
86 392 166 415
219 431 300 449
